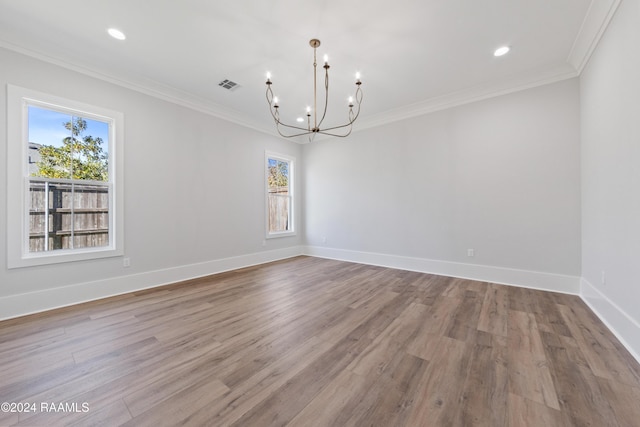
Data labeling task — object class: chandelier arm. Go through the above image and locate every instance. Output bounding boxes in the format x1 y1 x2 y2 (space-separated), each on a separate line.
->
317 126 353 138
267 105 280 124
272 115 320 137
319 87 363 133
274 126 320 138
347 84 363 123
317 120 354 133
318 125 352 135
266 85 274 108
268 105 319 137
265 85 280 123
266 86 313 134
316 65 330 130
274 120 316 133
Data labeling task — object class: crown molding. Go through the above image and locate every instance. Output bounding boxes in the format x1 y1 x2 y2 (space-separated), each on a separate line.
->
0 41 279 139
567 0 622 74
354 66 579 133
1 19 604 145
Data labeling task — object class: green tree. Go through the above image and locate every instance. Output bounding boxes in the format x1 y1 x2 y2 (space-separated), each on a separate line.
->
268 159 289 189
33 117 108 181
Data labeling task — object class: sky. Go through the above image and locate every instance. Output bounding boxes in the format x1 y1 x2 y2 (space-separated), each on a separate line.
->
28 105 110 150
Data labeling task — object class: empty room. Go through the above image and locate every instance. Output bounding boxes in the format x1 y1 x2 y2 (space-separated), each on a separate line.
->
1 0 639 426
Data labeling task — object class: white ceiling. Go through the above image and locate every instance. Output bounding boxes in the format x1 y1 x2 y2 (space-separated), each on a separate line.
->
0 0 620 141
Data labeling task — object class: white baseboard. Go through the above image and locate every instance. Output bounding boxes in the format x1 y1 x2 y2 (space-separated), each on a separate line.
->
580 278 640 364
303 246 581 295
0 246 304 321
5 245 637 366
0 244 590 325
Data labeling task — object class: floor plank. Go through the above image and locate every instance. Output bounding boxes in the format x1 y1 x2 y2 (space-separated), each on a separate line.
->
0 256 639 426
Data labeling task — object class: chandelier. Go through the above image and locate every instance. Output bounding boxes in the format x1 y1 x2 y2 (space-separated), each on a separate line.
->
266 39 363 141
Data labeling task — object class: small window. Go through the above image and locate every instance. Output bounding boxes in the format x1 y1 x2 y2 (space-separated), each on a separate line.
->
7 85 124 268
266 152 295 237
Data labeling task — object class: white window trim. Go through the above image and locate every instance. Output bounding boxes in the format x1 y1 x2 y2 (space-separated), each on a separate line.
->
265 151 295 239
6 84 124 268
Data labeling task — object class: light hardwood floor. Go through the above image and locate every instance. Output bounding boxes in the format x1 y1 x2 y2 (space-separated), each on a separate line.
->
1 256 639 426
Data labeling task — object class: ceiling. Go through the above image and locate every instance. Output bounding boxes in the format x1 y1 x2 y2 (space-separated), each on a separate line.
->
0 0 619 141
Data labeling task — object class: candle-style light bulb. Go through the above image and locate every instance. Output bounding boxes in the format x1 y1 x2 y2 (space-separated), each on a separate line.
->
323 54 329 65
348 96 354 107
355 72 361 83
306 106 311 114
273 96 279 106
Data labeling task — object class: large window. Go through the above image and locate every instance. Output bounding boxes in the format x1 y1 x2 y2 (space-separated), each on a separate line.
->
266 152 295 237
7 85 124 268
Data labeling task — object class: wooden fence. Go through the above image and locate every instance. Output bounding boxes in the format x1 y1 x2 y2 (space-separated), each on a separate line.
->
268 187 290 233
29 181 109 252
28 181 285 251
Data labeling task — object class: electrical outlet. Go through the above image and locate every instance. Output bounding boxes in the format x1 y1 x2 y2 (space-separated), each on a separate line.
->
467 249 475 257
123 257 131 268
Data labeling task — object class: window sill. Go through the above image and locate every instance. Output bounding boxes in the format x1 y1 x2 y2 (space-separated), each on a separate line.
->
8 246 123 269
266 231 297 239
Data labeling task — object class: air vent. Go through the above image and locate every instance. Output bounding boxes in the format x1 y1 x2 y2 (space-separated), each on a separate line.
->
218 79 240 91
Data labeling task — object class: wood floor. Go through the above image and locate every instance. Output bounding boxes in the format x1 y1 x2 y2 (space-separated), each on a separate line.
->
1 256 639 426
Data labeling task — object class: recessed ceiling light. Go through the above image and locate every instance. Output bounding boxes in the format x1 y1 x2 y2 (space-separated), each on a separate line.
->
108 28 126 41
494 46 510 57
296 117 304 123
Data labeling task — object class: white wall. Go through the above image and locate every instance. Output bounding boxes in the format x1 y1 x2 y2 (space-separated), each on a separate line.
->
580 0 640 358
304 79 582 293
0 47 303 319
